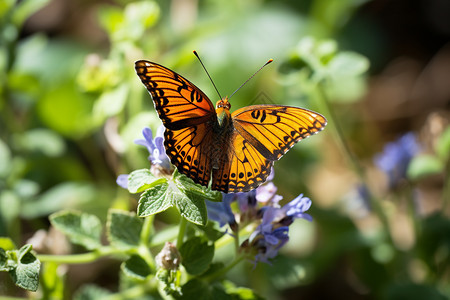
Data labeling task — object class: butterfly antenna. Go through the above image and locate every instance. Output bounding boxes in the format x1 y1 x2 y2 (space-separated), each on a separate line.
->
193 50 223 100
229 58 273 100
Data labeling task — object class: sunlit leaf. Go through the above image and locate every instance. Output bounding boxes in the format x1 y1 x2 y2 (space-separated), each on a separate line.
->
50 211 102 250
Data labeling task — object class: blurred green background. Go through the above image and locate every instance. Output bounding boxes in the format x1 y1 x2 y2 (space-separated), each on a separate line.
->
1 0 449 298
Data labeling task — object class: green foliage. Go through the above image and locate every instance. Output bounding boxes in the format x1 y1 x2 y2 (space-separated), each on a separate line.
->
107 209 143 250
407 154 444 180
73 285 112 300
136 169 221 225
49 211 102 250
284 36 369 103
179 237 214 275
0 244 40 292
121 254 153 280
408 125 450 181
127 168 160 193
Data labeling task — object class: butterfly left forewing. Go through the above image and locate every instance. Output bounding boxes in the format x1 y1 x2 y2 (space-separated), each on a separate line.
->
212 131 273 193
135 60 217 130
232 105 327 161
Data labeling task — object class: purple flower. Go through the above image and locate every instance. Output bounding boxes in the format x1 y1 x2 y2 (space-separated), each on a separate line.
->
116 126 171 189
255 182 283 206
116 174 129 189
236 190 257 213
247 194 313 264
374 133 420 188
205 194 237 229
134 126 171 171
280 194 313 223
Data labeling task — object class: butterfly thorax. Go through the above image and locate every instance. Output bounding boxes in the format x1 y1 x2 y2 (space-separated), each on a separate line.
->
215 98 231 127
210 98 234 170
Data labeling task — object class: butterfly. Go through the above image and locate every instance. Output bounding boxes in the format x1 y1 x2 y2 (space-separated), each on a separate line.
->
135 59 327 193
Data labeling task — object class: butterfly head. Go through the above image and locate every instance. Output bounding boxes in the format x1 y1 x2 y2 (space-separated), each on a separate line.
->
216 98 231 127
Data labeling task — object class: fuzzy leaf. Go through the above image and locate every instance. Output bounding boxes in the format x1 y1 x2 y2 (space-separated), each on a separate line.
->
128 168 164 193
107 209 143 250
121 255 152 280
74 284 112 300
179 237 214 275
137 182 172 217
175 171 222 202
9 244 41 292
180 279 230 300
0 237 16 251
50 211 102 250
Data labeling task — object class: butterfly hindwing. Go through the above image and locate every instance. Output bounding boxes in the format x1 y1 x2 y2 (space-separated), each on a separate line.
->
135 60 216 130
164 122 215 187
212 131 273 193
232 105 327 161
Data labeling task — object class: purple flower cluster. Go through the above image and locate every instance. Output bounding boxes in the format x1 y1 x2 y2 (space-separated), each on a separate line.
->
205 171 313 265
134 126 171 171
374 132 420 188
116 126 171 189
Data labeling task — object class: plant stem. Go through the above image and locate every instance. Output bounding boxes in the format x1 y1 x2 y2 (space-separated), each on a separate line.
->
442 159 450 212
140 215 154 246
177 217 187 247
234 231 240 255
316 82 392 242
37 247 118 264
138 215 155 270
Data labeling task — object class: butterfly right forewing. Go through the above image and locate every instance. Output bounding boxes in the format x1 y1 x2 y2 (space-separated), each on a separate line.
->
232 105 327 161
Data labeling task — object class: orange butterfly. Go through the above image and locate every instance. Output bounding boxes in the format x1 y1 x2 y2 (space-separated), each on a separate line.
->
135 58 327 193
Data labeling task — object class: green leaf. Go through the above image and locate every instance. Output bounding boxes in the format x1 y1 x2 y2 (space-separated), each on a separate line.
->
328 51 370 78
121 255 152 280
223 280 264 300
128 168 164 193
0 248 8 271
0 138 12 178
180 279 231 300
196 222 226 242
173 171 209 226
0 0 14 21
40 262 65 299
436 126 450 161
175 171 222 202
74 284 112 300
107 209 143 250
179 237 214 275
0 237 16 251
173 188 208 226
93 83 129 123
9 244 40 292
37 82 94 137
137 182 173 217
12 128 66 157
407 154 444 180
21 182 97 218
49 210 102 250
136 171 210 225
12 0 50 26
